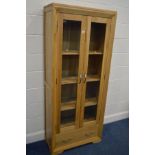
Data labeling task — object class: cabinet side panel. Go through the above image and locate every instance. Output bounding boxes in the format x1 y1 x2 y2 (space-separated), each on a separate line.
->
45 84 52 147
44 11 52 86
98 15 117 137
44 11 53 148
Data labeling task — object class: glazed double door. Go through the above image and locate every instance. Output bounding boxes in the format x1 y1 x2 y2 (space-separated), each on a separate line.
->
56 13 110 132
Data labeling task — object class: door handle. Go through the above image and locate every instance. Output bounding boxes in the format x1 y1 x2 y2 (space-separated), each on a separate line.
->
82 30 86 41
79 74 82 84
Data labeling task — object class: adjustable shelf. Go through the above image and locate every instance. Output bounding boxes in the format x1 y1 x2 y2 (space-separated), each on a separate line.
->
87 75 100 82
61 100 76 111
84 118 96 123
89 51 103 55
61 122 75 128
62 50 79 55
61 76 77 84
61 75 100 84
85 97 97 107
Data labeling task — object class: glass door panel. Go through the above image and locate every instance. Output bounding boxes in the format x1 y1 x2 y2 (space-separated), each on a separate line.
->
61 84 77 127
59 16 83 128
62 55 79 77
87 55 103 80
84 81 99 122
61 19 82 84
61 109 76 127
62 20 81 54
83 21 107 123
84 105 97 121
89 22 106 54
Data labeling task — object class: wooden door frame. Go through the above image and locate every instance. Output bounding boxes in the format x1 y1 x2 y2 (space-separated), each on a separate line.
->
56 13 86 133
79 16 111 127
98 15 117 137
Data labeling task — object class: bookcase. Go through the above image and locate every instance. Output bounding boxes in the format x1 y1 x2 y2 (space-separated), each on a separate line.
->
44 3 117 155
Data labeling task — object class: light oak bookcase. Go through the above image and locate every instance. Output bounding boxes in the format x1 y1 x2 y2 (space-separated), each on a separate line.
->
44 3 117 155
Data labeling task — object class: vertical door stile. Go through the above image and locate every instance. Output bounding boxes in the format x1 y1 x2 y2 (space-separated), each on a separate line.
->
75 16 87 128
56 13 63 133
79 16 91 127
96 21 111 124
98 17 117 137
51 8 59 149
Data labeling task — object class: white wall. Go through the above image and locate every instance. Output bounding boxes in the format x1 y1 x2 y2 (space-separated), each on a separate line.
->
26 0 129 143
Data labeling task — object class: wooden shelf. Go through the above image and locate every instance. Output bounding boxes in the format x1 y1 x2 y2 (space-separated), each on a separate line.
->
87 75 100 82
85 97 97 107
62 50 79 55
61 75 99 84
61 100 76 111
89 51 103 55
62 51 103 55
84 118 96 123
83 120 96 126
61 122 75 128
61 76 77 84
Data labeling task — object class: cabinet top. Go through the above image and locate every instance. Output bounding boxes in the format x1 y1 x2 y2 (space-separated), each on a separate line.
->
44 3 117 18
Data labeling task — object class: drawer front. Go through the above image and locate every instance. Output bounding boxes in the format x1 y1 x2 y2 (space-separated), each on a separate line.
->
55 124 98 147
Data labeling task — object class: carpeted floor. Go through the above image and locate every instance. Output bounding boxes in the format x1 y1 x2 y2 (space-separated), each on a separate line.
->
26 118 129 155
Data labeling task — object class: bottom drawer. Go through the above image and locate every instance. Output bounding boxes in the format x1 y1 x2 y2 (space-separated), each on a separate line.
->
55 124 99 148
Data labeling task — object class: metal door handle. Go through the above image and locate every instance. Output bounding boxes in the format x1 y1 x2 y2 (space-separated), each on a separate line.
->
79 74 82 84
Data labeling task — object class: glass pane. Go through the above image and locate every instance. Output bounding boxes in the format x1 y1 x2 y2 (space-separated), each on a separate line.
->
87 55 103 77
61 84 77 103
89 22 106 53
62 55 79 78
84 81 99 121
60 19 82 128
84 22 106 123
61 109 75 126
86 81 100 99
84 105 97 121
63 20 81 53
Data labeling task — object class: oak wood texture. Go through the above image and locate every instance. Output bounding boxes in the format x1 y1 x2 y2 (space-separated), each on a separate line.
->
44 3 117 154
98 15 117 137
55 123 99 152
62 50 79 55
44 3 116 18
